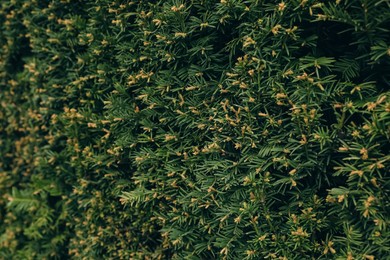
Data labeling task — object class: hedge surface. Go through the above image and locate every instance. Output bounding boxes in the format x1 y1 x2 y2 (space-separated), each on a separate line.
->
0 0 389 259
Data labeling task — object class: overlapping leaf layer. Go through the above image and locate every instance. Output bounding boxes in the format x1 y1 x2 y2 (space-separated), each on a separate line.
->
1 1 389 259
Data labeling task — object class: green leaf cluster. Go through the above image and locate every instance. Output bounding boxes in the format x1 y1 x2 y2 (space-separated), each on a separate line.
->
1 0 389 259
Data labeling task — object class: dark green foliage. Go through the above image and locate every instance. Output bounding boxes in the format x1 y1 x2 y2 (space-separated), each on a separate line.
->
1 0 389 259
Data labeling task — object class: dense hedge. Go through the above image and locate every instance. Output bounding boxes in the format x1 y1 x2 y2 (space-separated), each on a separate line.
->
1 0 389 259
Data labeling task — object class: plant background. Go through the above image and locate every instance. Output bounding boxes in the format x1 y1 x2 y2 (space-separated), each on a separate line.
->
0 0 389 259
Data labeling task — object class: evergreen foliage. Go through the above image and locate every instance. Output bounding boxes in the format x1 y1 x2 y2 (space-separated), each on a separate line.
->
1 0 389 259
